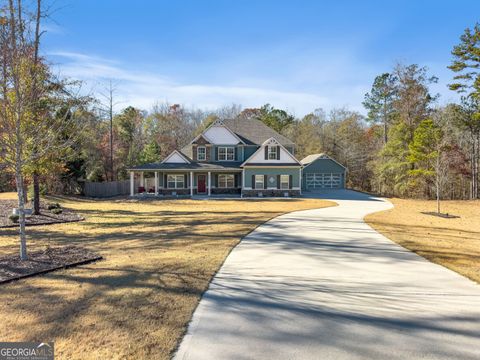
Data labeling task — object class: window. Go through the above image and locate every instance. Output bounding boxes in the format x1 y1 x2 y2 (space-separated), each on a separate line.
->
218 147 235 161
255 175 264 189
280 175 290 190
197 146 206 161
218 174 234 188
268 146 278 160
167 174 185 189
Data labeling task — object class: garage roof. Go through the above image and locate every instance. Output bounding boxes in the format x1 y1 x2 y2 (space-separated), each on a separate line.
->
301 153 347 169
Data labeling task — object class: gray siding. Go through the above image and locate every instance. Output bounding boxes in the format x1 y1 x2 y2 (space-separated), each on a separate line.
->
243 146 259 161
303 158 345 173
244 168 301 188
302 158 346 189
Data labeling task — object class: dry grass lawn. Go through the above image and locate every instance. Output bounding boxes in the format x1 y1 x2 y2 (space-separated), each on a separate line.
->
365 198 480 283
0 194 333 359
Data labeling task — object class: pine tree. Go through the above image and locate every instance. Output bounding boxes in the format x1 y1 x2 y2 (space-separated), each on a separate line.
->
363 73 397 144
408 119 447 213
448 23 480 198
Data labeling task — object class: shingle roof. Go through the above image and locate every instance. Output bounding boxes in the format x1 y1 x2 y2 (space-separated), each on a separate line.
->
301 153 347 170
300 153 326 165
127 161 243 171
223 118 294 146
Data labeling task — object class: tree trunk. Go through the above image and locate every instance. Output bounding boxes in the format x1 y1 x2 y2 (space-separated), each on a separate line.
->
33 172 40 215
436 155 441 214
15 168 27 261
436 186 440 214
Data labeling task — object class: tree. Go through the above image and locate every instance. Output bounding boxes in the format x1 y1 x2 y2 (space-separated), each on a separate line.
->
376 122 412 196
363 73 397 143
283 109 326 159
0 0 44 260
449 23 480 100
448 23 480 198
140 140 161 164
114 106 145 177
257 104 295 133
408 119 448 213
371 64 438 196
0 0 87 259
393 64 438 140
98 80 120 181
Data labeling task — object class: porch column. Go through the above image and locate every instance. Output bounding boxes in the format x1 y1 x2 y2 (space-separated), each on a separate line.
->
140 172 144 187
154 171 158 195
208 172 211 196
130 171 134 196
299 168 302 195
241 169 245 198
190 172 194 196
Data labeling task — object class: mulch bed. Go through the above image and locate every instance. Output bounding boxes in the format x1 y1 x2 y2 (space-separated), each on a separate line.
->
0 199 84 228
0 246 102 284
421 211 460 219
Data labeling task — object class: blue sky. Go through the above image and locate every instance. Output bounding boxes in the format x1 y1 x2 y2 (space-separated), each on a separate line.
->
44 0 480 116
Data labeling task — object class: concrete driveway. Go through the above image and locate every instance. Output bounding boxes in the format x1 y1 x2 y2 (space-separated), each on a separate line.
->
175 190 480 360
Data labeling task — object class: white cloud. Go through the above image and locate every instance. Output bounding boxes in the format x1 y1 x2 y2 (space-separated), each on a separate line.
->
48 51 341 116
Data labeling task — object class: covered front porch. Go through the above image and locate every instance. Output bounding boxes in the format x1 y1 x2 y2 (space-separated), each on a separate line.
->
129 170 242 197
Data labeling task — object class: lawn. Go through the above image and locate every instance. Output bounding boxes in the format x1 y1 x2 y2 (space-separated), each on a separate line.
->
0 194 333 359
365 198 480 284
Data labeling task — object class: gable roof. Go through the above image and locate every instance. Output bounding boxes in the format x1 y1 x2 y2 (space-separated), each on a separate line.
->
222 118 294 146
241 137 301 167
161 150 191 164
301 153 347 169
188 119 245 146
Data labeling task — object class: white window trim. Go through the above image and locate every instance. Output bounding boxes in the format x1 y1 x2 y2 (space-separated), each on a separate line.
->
218 146 235 161
197 146 206 161
268 146 277 160
280 174 289 190
167 174 185 189
218 174 235 188
255 175 264 190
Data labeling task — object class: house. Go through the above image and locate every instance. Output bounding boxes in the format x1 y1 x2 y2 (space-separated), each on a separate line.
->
127 118 346 197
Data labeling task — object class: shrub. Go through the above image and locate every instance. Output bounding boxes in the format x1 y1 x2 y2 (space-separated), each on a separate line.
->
47 202 61 210
9 214 19 223
51 208 63 215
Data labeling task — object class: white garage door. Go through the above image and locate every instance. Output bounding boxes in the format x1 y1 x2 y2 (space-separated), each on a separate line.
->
306 173 342 189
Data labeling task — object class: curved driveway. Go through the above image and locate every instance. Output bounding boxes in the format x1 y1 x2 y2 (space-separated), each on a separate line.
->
175 190 480 360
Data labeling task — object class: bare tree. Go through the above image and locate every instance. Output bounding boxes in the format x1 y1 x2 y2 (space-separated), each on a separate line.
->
98 80 121 181
0 0 88 260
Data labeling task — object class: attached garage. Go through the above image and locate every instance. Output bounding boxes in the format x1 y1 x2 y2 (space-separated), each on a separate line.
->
301 154 347 190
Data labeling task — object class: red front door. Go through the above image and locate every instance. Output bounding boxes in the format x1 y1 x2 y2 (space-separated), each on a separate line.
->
198 175 206 193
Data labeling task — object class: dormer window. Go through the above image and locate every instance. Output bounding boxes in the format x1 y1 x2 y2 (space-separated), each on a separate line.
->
197 146 206 161
218 146 235 161
268 146 278 160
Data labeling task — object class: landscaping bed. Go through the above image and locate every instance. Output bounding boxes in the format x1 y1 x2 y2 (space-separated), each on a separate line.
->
0 199 84 228
0 246 102 284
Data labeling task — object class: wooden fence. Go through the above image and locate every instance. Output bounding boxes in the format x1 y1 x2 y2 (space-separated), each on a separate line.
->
84 180 136 198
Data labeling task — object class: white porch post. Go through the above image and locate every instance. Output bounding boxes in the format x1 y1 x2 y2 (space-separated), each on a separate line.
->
130 171 134 196
140 172 144 187
241 169 245 198
208 172 211 196
299 168 302 195
154 171 158 195
190 172 194 196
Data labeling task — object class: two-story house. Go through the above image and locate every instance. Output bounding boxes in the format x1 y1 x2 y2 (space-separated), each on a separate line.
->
127 118 346 197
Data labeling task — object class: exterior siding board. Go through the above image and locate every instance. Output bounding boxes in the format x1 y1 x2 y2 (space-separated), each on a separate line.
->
244 168 301 188
302 158 346 189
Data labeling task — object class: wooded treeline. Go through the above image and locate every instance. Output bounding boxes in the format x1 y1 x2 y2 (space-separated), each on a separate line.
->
1 2 479 203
